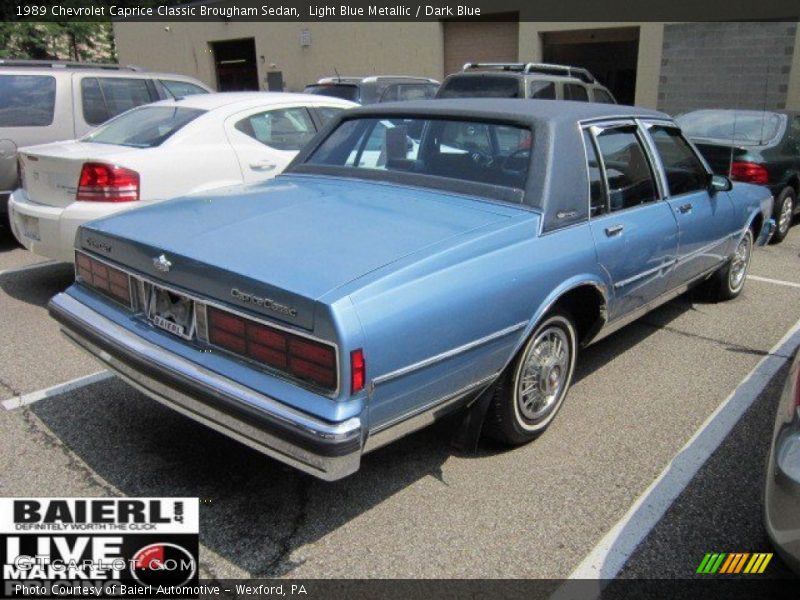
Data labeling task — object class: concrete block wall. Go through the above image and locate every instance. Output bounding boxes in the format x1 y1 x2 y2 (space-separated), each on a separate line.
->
658 22 796 115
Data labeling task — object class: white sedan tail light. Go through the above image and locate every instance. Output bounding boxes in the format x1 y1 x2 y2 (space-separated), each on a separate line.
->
76 162 139 202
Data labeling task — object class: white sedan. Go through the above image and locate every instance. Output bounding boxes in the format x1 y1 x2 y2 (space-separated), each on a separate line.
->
8 92 356 262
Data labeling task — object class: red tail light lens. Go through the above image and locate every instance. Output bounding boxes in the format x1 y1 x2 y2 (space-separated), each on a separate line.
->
75 251 131 307
76 162 139 202
207 306 338 392
351 349 365 394
729 161 769 185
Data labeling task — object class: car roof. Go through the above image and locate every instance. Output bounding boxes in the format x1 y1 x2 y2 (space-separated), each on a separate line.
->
0 65 203 81
345 98 666 124
146 91 357 111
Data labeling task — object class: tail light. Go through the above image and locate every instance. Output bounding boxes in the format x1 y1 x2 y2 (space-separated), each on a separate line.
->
75 251 132 307
207 306 338 392
729 161 769 185
76 162 139 202
351 349 365 394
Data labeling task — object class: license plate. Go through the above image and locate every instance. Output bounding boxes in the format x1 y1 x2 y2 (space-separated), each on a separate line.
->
20 215 40 241
147 285 194 340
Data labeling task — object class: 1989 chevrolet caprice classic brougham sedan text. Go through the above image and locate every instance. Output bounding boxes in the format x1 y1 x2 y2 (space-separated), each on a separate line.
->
48 100 775 480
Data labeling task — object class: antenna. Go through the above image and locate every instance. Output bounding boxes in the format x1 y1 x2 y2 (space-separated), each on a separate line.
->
333 67 341 83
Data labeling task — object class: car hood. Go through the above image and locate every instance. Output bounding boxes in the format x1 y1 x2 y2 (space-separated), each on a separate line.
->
79 175 522 328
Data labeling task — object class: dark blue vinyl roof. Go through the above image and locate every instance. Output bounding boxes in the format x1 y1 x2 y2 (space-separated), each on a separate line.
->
347 98 669 125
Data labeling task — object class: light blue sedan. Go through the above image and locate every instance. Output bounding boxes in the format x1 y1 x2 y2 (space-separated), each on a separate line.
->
48 100 775 480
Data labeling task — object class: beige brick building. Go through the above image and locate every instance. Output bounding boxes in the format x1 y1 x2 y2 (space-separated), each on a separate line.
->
113 20 800 113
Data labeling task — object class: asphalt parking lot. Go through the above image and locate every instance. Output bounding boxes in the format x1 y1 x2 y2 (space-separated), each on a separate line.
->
0 225 799 581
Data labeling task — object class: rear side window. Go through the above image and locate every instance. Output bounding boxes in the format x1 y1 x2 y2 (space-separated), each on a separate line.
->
380 83 438 102
0 75 56 126
564 84 589 102
649 126 709 196
234 107 317 151
159 79 209 98
529 81 556 99
83 106 205 148
593 89 616 104
595 126 658 211
437 75 520 99
81 77 155 126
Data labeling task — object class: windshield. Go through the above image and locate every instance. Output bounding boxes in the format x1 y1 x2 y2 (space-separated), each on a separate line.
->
303 84 360 102
303 116 532 195
676 110 784 145
83 106 205 148
437 75 521 99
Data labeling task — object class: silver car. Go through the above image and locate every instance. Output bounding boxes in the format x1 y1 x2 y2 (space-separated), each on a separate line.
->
0 60 212 230
765 348 800 575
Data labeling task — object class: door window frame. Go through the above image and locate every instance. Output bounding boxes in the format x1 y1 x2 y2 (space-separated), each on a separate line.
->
580 119 666 218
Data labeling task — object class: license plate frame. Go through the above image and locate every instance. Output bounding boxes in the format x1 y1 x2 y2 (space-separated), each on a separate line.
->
146 283 195 341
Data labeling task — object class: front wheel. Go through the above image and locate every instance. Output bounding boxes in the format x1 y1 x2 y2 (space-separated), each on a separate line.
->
484 311 577 445
708 228 753 301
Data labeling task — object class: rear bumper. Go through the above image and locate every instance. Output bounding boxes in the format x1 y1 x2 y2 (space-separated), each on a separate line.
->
8 189 133 262
48 292 363 481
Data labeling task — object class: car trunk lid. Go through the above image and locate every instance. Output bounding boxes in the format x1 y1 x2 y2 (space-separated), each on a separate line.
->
19 141 139 208
78 175 520 330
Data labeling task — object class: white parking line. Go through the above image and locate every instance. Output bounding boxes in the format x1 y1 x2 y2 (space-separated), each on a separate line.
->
564 315 800 584
0 260 59 277
1 371 112 411
748 274 800 289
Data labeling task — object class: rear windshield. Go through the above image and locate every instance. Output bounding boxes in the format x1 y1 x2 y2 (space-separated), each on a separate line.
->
83 106 205 148
303 116 531 195
0 74 56 127
437 75 521 99
303 84 360 102
676 110 784 145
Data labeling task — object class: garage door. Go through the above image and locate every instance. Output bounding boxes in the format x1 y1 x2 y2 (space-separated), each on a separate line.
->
443 19 519 78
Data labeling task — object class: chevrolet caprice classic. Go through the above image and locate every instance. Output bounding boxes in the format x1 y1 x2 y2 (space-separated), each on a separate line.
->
48 100 775 480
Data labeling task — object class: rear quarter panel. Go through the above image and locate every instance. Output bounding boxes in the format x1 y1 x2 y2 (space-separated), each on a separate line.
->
344 217 606 431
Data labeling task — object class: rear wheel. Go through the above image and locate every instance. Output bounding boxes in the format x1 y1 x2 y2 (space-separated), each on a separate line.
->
708 228 753 301
485 311 577 445
771 187 796 244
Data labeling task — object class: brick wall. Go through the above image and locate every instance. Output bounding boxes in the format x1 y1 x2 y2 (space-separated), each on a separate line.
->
658 22 796 115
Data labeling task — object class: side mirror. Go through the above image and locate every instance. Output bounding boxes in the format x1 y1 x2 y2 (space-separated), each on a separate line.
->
709 174 733 193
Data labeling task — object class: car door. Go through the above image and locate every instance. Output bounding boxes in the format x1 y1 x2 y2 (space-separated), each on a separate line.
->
643 122 736 285
585 123 679 321
224 105 318 183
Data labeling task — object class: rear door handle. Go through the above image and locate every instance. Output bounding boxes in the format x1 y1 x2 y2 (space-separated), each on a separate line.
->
249 161 276 171
605 225 624 237
678 203 693 214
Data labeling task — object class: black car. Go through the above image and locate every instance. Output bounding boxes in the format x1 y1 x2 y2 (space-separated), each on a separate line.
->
303 76 439 105
677 109 800 243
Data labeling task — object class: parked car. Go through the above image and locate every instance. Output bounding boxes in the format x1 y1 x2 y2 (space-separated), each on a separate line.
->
48 100 774 481
436 62 617 104
0 60 213 233
303 76 439 104
677 109 800 243
9 92 356 262
765 348 800 575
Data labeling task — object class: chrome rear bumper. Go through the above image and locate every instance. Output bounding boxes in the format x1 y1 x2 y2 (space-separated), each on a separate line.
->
48 293 363 481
